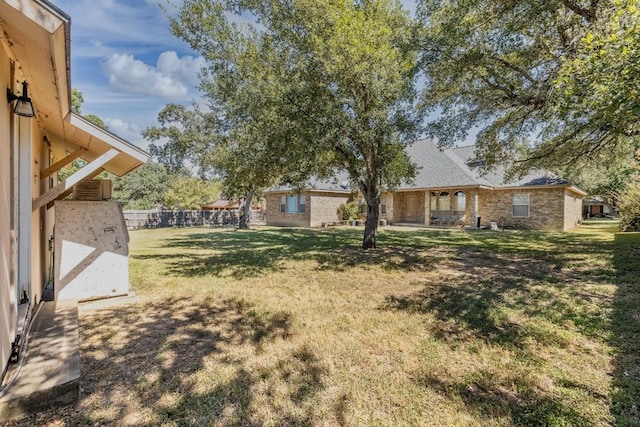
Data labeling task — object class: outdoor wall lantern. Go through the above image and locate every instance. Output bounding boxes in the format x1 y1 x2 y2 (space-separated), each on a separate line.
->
7 81 36 118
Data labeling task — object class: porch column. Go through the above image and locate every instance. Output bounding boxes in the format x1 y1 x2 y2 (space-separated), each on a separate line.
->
424 191 429 225
472 189 479 227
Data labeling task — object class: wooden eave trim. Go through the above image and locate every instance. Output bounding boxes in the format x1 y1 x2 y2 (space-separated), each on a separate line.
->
68 113 149 163
40 148 86 179
32 148 118 211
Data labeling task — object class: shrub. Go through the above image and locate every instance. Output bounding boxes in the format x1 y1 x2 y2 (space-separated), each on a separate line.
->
337 202 360 221
618 180 640 231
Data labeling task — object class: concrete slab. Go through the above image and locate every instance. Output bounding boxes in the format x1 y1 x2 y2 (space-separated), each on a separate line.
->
0 300 80 420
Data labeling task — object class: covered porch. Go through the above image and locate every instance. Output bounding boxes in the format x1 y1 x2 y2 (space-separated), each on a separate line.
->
392 188 480 227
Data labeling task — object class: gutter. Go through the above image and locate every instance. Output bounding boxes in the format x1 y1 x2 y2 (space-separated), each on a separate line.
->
492 183 587 195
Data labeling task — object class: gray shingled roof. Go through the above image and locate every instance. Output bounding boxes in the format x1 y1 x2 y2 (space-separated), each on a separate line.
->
446 144 570 188
269 171 353 193
269 139 572 192
398 140 491 189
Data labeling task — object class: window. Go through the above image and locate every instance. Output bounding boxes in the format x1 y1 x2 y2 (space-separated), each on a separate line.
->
281 194 305 214
512 193 530 217
298 195 306 213
287 195 298 213
430 191 438 218
380 195 387 214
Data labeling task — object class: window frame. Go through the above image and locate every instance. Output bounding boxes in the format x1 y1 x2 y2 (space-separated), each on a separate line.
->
280 194 306 214
380 194 387 214
298 194 306 213
512 193 530 218
279 195 286 213
286 194 299 213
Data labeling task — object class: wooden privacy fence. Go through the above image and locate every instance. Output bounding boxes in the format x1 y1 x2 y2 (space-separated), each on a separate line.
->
123 209 266 229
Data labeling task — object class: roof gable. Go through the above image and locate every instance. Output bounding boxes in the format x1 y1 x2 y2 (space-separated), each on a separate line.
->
447 144 571 188
398 141 489 189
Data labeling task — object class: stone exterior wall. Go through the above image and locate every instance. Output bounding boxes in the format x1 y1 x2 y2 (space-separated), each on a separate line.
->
379 192 394 224
477 188 568 231
564 190 583 231
266 191 351 227
309 193 349 227
265 192 310 227
392 192 405 224
268 187 583 231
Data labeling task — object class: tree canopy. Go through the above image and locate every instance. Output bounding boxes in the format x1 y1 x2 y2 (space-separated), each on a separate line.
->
166 0 421 247
143 102 273 228
60 89 110 182
163 177 222 209
111 162 192 210
417 0 639 177
143 103 221 175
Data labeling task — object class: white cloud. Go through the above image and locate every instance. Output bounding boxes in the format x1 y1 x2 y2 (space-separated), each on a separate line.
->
102 52 205 99
156 51 205 88
104 118 144 145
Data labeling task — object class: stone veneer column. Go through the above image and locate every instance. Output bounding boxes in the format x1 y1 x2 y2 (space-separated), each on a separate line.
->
471 189 479 226
424 191 430 225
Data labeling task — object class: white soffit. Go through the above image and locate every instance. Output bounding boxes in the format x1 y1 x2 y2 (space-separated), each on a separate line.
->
64 114 149 177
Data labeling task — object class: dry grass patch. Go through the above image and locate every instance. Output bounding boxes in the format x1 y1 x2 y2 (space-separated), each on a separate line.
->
3 224 639 426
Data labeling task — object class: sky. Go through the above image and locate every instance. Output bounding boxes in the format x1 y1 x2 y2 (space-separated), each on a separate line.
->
52 0 418 150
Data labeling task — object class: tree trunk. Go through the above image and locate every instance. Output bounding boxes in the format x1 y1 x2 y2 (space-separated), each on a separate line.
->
238 190 254 229
362 187 380 249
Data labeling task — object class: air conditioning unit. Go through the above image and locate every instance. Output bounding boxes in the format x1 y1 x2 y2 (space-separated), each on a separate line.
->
73 179 112 201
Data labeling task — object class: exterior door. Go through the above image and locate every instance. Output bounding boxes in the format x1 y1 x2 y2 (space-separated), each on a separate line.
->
405 194 420 222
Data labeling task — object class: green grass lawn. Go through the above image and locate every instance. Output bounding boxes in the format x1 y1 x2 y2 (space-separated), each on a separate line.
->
10 224 640 426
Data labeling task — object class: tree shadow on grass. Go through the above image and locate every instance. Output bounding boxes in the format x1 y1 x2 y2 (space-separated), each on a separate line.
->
8 297 330 426
610 232 640 426
380 240 617 425
418 372 592 426
136 228 445 279
136 227 609 280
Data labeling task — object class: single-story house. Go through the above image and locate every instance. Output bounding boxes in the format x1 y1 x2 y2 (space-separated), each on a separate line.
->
583 196 617 218
0 0 147 417
266 140 586 231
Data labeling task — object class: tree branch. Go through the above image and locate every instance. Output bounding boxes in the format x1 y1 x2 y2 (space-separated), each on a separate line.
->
561 0 598 22
488 55 536 84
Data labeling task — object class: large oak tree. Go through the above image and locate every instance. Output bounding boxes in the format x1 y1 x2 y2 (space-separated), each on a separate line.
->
418 0 639 178
166 0 421 248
